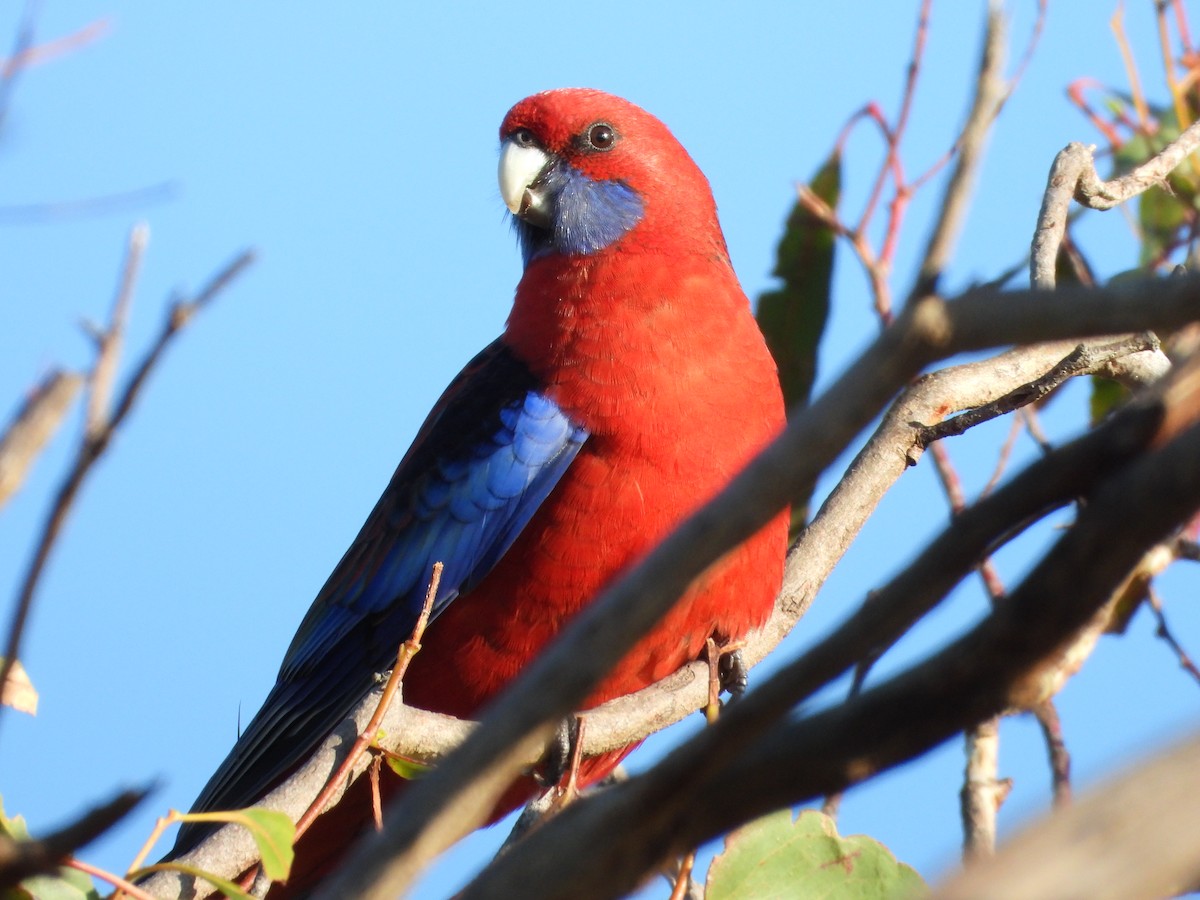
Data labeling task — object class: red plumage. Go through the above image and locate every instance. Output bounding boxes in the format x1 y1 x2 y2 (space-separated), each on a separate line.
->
267 88 787 896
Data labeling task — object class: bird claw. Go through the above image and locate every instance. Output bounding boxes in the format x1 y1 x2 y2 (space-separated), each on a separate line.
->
534 716 580 788
718 647 749 702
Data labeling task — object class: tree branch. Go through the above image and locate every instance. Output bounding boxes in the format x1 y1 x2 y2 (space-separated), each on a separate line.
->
934 730 1200 900
0 247 255 734
910 1 1007 300
306 278 1200 900
458 352 1200 900
1031 119 1200 290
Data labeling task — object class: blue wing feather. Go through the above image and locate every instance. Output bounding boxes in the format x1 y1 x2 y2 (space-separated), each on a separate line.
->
174 340 586 848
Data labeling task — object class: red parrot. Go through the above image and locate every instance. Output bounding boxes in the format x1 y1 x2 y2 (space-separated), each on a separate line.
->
171 88 787 895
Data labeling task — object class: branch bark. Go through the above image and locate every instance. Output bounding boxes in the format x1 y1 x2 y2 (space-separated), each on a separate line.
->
307 280 1200 900
0 245 255 733
935 730 1200 900
457 352 1200 900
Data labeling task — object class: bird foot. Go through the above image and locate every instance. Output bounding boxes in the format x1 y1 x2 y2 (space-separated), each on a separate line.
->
704 638 748 722
533 715 582 790
718 645 749 702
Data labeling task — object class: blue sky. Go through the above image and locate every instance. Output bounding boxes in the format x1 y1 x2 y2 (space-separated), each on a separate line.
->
1 2 1196 896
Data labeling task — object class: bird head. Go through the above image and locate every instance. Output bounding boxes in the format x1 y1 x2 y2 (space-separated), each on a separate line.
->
498 88 726 264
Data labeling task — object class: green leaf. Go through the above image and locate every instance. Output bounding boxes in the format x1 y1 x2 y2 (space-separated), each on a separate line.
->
1138 184 1186 266
7 867 99 900
0 799 99 900
1089 376 1130 425
706 809 927 900
383 754 432 780
0 796 31 841
236 809 294 880
174 807 294 880
756 152 839 530
375 730 433 779
757 152 839 415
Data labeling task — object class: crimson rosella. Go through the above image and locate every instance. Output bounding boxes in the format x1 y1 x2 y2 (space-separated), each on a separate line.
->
172 88 788 893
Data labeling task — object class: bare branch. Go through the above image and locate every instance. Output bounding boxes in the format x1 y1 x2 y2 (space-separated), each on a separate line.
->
86 224 147 439
934 731 1200 900
309 279 1200 900
1147 586 1200 686
961 717 1008 860
149 340 1163 897
0 181 176 225
1032 700 1071 806
142 279 1200 900
1031 119 1200 290
911 2 1007 300
0 248 255 734
915 334 1158 447
457 354 1200 900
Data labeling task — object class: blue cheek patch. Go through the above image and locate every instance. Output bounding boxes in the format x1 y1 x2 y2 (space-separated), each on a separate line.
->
554 174 644 255
516 160 644 263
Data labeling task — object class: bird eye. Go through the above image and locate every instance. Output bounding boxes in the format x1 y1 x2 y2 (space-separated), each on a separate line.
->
584 122 617 151
511 127 538 148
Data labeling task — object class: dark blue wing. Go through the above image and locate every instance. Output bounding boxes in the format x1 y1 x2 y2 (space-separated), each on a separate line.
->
175 339 586 848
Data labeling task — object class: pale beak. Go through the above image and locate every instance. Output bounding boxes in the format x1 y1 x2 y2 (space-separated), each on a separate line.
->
499 139 553 228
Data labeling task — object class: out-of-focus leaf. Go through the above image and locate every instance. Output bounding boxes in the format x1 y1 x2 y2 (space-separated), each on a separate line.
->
706 809 927 899
375 731 432 779
1113 130 1154 174
384 755 431 779
1138 184 1186 265
1 659 37 716
0 797 31 842
1089 377 1130 425
758 152 839 414
0 799 99 900
757 152 839 530
172 807 293 881
8 867 99 900
235 809 293 880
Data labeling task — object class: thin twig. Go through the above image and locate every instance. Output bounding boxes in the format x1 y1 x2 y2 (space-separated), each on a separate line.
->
928 400 1012 860
0 16 107 77
1147 586 1200 686
1031 700 1071 806
910 2 1008 300
981 415 1023 497
86 224 147 439
915 335 1159 447
961 716 1009 860
666 851 696 900
0 0 39 133
0 248 255 733
69 858 159 900
292 562 443 845
1032 118 1200 289
0 180 177 225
